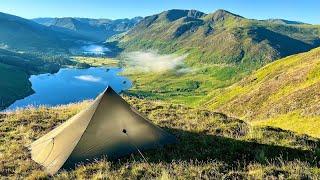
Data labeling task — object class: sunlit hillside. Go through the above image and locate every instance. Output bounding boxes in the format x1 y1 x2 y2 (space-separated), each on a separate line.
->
206 47 320 137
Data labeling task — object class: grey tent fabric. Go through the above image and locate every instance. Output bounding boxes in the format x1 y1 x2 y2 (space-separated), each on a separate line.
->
30 86 177 174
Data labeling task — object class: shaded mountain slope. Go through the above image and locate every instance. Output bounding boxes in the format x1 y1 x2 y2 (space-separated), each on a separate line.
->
0 12 90 52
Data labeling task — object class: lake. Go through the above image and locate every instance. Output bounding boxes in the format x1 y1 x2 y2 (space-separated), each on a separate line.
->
5 67 131 111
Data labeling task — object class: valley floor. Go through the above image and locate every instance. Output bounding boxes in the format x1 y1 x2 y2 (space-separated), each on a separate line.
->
1 97 320 179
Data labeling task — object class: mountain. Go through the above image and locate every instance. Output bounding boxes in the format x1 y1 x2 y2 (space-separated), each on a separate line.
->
117 9 320 109
0 12 88 52
33 17 143 42
207 47 320 137
120 9 320 68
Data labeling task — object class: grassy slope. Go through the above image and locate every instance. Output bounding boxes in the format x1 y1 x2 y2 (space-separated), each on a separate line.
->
0 63 33 109
206 47 320 137
1 97 320 179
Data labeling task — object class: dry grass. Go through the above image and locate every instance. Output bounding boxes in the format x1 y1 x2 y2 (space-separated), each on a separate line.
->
1 96 320 179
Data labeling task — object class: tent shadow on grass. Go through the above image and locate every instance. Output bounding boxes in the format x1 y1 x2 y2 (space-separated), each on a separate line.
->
65 127 319 172
124 127 319 167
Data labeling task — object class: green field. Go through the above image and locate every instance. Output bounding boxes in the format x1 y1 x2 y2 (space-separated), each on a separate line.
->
123 64 245 107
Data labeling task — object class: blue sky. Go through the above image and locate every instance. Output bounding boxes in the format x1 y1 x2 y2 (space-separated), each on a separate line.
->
1 0 319 24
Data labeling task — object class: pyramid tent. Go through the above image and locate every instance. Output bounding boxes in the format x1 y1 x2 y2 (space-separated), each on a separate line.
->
30 86 177 174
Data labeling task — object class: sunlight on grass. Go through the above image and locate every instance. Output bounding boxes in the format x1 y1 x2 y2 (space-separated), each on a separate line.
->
205 47 320 125
252 111 320 138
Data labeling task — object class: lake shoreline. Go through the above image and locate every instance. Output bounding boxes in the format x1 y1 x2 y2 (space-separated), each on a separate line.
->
1 55 124 111
3 66 131 112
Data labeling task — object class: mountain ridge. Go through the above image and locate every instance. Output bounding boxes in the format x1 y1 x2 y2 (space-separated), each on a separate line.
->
33 16 143 41
119 9 320 68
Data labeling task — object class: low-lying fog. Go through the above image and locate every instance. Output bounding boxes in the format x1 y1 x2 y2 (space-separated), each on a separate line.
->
124 51 191 73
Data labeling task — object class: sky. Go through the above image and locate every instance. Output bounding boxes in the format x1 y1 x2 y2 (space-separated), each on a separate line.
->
1 0 319 24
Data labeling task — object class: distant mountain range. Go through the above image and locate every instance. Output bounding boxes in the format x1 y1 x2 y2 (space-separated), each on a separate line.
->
0 12 90 53
119 9 320 68
1 9 319 60
0 12 141 53
33 17 142 42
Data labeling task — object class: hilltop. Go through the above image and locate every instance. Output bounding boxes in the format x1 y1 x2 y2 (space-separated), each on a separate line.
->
206 47 320 137
1 96 320 178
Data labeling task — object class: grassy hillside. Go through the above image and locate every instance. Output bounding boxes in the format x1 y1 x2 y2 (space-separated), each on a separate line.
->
119 9 320 68
1 97 320 179
206 47 320 137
